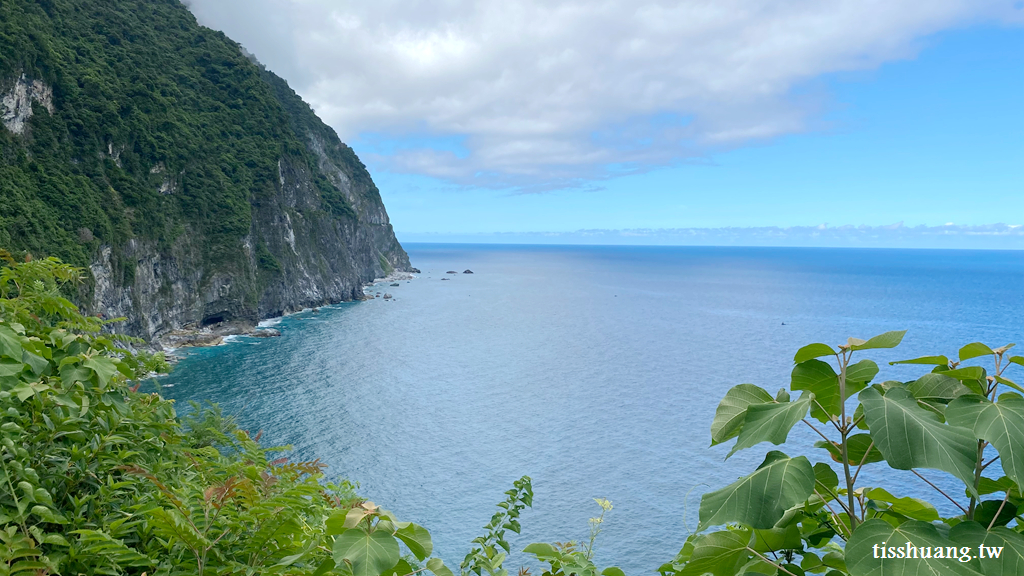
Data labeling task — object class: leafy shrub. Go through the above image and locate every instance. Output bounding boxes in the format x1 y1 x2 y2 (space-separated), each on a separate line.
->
659 331 1024 576
0 253 450 575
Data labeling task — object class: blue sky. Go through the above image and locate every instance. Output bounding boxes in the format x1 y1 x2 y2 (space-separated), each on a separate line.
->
364 25 1023 235
187 1 1023 245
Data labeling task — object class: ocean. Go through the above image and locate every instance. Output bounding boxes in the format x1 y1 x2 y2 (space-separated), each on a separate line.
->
158 244 1023 572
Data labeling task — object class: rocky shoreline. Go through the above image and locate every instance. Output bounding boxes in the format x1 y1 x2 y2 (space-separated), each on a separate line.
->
156 270 417 351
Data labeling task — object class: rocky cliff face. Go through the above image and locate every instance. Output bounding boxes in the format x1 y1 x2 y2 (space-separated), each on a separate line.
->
86 144 410 341
0 0 410 341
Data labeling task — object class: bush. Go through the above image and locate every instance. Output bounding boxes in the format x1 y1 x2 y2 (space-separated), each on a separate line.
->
659 332 1024 576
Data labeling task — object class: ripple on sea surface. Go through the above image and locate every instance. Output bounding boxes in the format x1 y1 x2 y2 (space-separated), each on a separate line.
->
160 244 1023 571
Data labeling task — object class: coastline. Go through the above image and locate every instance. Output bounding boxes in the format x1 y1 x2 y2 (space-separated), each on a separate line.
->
157 270 417 353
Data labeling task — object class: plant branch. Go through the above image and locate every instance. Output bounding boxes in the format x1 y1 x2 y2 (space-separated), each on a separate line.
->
838 349 859 530
968 440 987 520
810 398 843 433
813 489 850 539
911 470 968 515
815 482 852 517
802 419 832 443
987 491 1011 531
850 440 875 486
745 547 799 576
981 455 1001 472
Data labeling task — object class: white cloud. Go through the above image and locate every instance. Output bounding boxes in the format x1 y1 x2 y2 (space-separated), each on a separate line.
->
185 0 1021 189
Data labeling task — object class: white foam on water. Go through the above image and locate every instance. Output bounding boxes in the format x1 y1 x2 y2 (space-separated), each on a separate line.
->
258 316 283 328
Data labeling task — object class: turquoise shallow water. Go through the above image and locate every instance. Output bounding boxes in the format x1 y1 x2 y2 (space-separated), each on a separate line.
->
159 244 1023 572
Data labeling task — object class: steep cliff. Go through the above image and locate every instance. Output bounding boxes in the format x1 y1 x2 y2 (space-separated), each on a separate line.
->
0 0 409 340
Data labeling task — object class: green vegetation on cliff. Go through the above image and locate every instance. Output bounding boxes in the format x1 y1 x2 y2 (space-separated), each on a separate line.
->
0 0 379 272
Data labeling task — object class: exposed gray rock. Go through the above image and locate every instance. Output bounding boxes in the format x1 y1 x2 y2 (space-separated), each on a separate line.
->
463 269 474 274
1 75 53 135
251 328 281 338
89 146 410 342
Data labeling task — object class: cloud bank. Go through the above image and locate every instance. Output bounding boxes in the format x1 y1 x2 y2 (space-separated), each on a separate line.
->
185 0 1021 188
397 223 1024 250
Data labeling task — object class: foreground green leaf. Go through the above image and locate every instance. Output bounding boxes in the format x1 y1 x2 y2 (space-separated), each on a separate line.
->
946 393 1024 488
710 384 774 446
850 330 907 351
699 451 815 530
859 386 979 493
727 394 812 457
949 522 1024 576
678 529 752 576
846 520 983 576
332 530 401 576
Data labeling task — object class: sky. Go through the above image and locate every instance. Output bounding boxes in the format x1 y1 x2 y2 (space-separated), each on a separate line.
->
184 1 1024 247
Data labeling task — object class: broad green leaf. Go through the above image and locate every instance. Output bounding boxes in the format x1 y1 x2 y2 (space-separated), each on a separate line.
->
813 462 839 492
601 568 626 576
847 359 880 385
960 343 995 361
942 367 987 380
750 524 802 553
850 330 906 351
523 542 559 558
946 393 1024 488
395 522 432 561
975 500 1018 528
426 558 455 576
864 488 939 522
994 375 1024 395
699 451 815 530
908 373 972 403
976 476 1016 496
823 550 847 571
792 359 870 423
794 343 836 364
21 351 48 376
710 384 774 446
59 362 91 385
801 553 824 573
950 522 1024 576
332 529 401 576
815 433 884 466
859 386 979 493
728 394 811 457
0 326 24 360
0 359 25 379
12 382 49 402
385 559 415 576
678 529 752 576
891 355 950 366
84 357 118 388
846 520 983 576
1009 356 1024 368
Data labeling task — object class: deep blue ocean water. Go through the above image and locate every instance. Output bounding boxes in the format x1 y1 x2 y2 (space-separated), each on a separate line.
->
159 244 1023 572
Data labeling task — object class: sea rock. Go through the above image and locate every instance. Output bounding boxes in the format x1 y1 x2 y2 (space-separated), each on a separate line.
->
390 282 400 286
446 270 457 274
159 330 224 348
463 269 474 274
251 328 281 338
441 278 450 281
410 268 422 273
383 293 392 299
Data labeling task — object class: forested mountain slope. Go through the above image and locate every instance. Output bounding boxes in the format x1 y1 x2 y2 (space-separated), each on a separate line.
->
0 0 409 339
